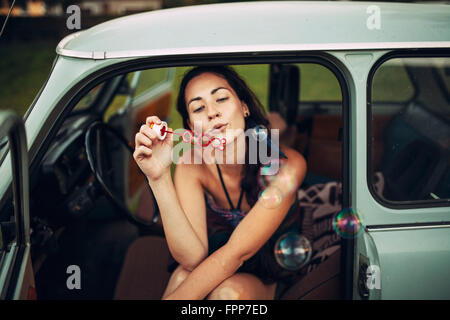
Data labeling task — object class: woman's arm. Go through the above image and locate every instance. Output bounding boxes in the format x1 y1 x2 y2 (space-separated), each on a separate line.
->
134 116 208 271
150 161 208 271
164 148 307 300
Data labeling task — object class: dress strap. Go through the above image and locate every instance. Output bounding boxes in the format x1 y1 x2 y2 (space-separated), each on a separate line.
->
215 162 244 211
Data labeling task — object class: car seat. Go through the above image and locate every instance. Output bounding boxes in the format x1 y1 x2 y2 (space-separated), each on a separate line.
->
380 102 450 201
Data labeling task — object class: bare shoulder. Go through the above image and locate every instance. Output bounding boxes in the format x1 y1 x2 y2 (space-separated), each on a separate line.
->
281 147 307 172
174 149 204 183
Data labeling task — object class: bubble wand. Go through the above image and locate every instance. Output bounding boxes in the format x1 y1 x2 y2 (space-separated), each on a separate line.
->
149 121 226 150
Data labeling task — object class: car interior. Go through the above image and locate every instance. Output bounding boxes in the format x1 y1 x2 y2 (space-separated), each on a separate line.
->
2 62 348 299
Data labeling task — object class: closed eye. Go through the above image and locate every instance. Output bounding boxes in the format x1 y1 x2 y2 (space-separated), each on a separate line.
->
193 106 204 113
217 97 229 102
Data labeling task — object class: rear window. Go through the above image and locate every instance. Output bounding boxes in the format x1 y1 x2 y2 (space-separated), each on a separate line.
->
369 55 450 205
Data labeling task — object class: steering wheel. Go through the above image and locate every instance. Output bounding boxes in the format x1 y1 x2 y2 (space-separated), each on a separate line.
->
84 121 159 226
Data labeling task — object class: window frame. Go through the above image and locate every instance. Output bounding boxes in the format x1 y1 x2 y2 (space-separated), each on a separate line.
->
367 49 450 210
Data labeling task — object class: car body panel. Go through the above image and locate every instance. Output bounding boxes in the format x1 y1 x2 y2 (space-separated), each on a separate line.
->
331 50 450 299
57 2 450 60
369 228 450 299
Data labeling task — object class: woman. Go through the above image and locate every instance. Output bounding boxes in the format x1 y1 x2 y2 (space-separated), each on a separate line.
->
133 66 306 300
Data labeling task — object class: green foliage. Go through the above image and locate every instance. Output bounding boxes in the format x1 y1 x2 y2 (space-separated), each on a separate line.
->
0 40 58 117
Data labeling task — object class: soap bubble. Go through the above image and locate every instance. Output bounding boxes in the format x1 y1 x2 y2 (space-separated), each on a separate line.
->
274 233 312 270
211 137 227 151
333 208 363 239
211 138 221 148
251 125 268 141
275 165 297 191
258 186 282 209
258 160 297 195
182 130 193 143
258 161 279 188
201 133 212 146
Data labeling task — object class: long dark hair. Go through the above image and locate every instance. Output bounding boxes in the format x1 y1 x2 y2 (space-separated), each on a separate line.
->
176 65 270 207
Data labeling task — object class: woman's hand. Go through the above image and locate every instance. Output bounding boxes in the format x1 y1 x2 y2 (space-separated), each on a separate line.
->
133 116 174 181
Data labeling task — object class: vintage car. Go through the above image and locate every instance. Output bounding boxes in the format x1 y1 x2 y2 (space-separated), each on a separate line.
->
0 1 449 300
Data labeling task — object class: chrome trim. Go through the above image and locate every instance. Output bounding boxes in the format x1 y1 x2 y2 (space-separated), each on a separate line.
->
56 41 450 60
0 243 16 299
12 246 31 299
56 31 83 51
366 224 450 232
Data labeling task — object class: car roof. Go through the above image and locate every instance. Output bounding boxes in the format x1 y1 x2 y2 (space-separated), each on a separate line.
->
58 1 450 60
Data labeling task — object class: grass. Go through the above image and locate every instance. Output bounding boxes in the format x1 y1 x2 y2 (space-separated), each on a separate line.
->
0 40 59 116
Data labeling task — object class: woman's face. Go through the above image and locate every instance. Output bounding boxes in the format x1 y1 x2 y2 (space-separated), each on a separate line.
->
184 72 249 144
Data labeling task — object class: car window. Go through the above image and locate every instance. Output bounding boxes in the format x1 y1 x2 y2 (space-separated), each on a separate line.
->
103 74 134 122
371 59 414 103
369 56 450 204
436 63 450 101
234 64 270 110
72 83 106 112
296 63 342 102
103 69 172 123
134 68 170 98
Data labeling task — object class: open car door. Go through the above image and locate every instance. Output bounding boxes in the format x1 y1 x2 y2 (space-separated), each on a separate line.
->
0 111 35 299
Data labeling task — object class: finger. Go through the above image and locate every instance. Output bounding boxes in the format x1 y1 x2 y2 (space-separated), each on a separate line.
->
146 116 162 127
165 127 174 147
166 127 173 136
135 132 153 148
140 124 157 141
134 145 152 159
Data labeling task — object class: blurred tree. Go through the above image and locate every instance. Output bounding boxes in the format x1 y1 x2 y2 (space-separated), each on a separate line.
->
5 0 76 9
163 0 222 9
5 0 25 8
43 0 74 9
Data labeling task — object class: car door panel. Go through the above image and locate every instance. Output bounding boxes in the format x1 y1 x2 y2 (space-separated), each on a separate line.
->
352 52 450 300
0 111 35 300
369 227 450 299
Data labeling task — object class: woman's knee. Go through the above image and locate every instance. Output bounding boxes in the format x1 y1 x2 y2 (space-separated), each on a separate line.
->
207 273 273 300
207 276 243 300
172 265 191 286
162 265 191 298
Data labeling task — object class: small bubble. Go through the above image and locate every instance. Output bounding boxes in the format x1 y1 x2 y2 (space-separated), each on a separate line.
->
202 133 212 146
258 160 296 195
276 165 297 192
182 130 193 143
258 161 278 188
211 138 221 148
258 186 282 209
333 208 363 239
274 233 312 270
251 125 268 141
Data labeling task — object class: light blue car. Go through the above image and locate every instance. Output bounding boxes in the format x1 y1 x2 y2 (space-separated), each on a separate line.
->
0 1 449 300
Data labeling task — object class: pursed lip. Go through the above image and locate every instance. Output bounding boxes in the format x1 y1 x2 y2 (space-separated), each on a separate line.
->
210 123 228 133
